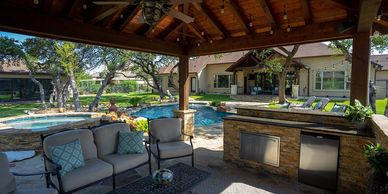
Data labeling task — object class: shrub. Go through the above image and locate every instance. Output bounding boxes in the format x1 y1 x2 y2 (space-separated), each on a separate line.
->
132 119 148 132
129 97 143 107
106 80 138 93
365 143 388 173
346 99 374 122
210 100 221 107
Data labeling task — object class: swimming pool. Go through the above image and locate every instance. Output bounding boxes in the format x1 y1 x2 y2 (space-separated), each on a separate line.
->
131 104 232 127
1 115 92 132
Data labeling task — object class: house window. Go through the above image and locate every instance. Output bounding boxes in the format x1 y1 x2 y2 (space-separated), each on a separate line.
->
315 71 347 90
214 74 232 88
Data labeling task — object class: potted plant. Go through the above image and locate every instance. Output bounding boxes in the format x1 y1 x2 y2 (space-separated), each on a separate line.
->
345 99 374 130
365 143 388 192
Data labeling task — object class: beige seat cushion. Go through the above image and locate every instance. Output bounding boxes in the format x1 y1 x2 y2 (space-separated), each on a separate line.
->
100 153 148 174
92 123 131 157
13 188 58 194
149 118 182 143
151 141 192 159
52 158 113 192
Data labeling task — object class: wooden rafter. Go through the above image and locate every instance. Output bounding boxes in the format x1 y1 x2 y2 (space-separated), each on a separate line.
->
357 0 382 32
225 0 250 34
67 0 84 22
187 21 355 56
300 0 312 25
192 2 227 38
88 5 126 24
164 22 184 40
144 15 169 37
187 23 205 41
256 0 276 27
327 0 355 11
0 5 184 56
119 5 141 31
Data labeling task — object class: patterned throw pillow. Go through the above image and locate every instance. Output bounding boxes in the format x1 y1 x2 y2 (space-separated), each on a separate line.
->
117 131 144 155
48 139 85 176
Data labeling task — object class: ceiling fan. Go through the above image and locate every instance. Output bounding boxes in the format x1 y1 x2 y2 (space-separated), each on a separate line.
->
92 0 202 26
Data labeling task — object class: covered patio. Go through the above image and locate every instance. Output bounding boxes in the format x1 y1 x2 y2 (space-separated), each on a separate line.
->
1 0 388 193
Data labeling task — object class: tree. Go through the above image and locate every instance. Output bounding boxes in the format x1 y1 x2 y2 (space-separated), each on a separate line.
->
23 38 60 109
0 37 49 109
55 42 83 111
86 46 132 111
129 52 176 99
256 45 300 104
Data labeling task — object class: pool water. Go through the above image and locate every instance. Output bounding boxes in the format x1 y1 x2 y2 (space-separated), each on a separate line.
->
2 115 92 132
131 104 232 127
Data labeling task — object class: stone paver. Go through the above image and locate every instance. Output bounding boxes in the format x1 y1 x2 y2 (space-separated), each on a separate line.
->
11 124 327 194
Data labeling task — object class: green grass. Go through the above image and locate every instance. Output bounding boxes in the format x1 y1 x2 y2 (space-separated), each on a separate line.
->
190 94 234 101
0 103 41 118
77 92 161 108
269 98 388 115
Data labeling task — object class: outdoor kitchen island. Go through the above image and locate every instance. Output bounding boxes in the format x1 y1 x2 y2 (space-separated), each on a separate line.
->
223 107 377 194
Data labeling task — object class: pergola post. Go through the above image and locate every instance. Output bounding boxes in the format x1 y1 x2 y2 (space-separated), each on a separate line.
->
174 55 196 139
350 32 371 105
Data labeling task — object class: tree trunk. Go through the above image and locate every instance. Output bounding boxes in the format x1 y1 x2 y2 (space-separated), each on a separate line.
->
88 73 114 112
52 74 63 108
168 64 179 90
151 75 164 99
278 73 287 104
62 80 70 105
29 72 47 110
68 70 81 112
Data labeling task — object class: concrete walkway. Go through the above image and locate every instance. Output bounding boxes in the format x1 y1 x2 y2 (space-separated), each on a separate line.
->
11 124 327 194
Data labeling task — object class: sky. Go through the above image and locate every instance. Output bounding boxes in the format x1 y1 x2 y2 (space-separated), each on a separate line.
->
0 31 33 42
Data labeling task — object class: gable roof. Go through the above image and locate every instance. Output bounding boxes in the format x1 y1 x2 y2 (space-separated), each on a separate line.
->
0 61 49 75
371 54 388 70
274 43 338 58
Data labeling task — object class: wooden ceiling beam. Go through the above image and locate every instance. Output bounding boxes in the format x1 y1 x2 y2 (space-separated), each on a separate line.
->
67 0 84 22
144 15 169 37
0 4 184 56
256 0 277 27
119 5 141 31
164 22 184 40
357 0 382 32
300 0 312 25
327 0 356 11
225 0 250 34
192 2 227 38
88 5 126 24
187 23 205 41
187 21 355 56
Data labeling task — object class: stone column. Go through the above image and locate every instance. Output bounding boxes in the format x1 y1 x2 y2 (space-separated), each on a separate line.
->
174 109 196 140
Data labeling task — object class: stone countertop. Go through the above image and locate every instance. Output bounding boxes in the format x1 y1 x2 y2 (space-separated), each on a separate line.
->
224 115 374 137
236 106 345 117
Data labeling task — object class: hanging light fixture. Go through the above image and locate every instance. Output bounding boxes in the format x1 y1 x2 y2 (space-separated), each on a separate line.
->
33 0 39 5
142 0 164 26
209 39 213 44
283 5 288 20
82 4 87 9
269 29 274 35
201 31 205 36
177 37 180 42
220 0 225 14
197 42 201 47
120 14 124 19
374 30 381 36
286 25 291 32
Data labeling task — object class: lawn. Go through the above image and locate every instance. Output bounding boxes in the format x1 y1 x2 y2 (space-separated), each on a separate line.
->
0 103 41 118
269 98 388 115
190 94 233 101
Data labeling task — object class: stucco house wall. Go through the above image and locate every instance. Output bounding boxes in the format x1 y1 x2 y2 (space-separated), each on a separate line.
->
205 63 234 94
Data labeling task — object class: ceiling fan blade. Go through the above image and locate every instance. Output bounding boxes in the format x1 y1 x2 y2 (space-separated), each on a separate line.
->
138 10 146 24
166 9 194 23
92 0 136 5
169 0 203 4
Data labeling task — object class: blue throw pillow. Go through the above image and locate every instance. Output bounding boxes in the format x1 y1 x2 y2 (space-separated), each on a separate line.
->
117 131 144 154
48 139 85 176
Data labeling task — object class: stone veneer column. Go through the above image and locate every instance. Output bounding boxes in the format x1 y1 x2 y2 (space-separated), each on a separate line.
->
174 109 196 140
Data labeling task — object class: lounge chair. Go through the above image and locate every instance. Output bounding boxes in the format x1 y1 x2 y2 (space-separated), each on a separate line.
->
148 118 194 169
331 103 348 113
0 152 57 194
312 98 330 110
290 96 316 109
